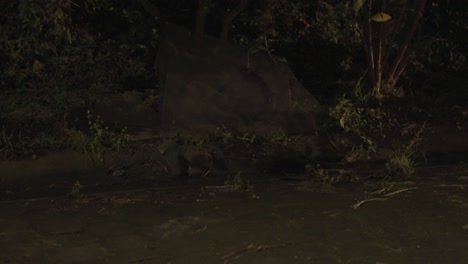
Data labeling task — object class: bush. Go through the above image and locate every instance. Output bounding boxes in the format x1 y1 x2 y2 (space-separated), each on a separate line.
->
0 0 158 159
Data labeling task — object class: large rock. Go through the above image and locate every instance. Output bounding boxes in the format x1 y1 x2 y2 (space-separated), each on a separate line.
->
156 24 321 135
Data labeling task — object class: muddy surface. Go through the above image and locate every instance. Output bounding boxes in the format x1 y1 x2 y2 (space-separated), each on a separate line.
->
1 164 467 264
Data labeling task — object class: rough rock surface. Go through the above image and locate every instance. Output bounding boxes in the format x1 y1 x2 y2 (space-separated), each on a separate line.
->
156 24 320 135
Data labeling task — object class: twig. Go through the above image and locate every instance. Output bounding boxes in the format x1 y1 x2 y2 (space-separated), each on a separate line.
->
353 186 418 209
202 169 211 177
222 244 281 263
351 198 388 209
382 187 418 197
222 244 254 263
367 184 394 195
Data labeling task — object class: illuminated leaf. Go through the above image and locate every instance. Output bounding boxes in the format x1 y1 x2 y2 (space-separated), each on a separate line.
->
370 12 392 22
354 0 367 12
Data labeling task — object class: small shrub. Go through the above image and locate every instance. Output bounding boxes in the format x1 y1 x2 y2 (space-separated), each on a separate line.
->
313 164 346 184
67 110 131 163
329 94 397 157
68 181 84 198
386 150 416 179
385 123 427 178
224 172 247 191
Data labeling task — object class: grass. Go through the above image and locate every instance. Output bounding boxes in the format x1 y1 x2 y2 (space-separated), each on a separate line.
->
386 150 416 179
224 172 247 191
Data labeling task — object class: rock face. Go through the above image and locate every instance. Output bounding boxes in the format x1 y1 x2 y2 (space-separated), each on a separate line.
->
156 24 321 135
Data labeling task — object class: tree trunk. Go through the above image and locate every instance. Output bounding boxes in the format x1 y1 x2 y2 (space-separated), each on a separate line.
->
385 0 427 89
359 0 428 99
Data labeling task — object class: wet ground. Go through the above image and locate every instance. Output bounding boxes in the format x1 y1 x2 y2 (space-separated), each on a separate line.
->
1 164 467 264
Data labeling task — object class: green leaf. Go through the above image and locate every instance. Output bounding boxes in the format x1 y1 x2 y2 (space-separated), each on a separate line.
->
354 0 366 12
55 8 64 20
370 12 392 22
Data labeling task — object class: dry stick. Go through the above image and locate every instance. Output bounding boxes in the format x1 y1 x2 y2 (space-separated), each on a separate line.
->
202 169 211 177
352 186 418 209
222 244 280 263
222 244 255 263
367 184 394 195
382 187 418 197
351 197 388 209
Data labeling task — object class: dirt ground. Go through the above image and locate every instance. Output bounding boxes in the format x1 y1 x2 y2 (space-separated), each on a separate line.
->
1 162 467 264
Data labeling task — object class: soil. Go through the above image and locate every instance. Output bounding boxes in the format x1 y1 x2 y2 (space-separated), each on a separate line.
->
1 155 467 264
